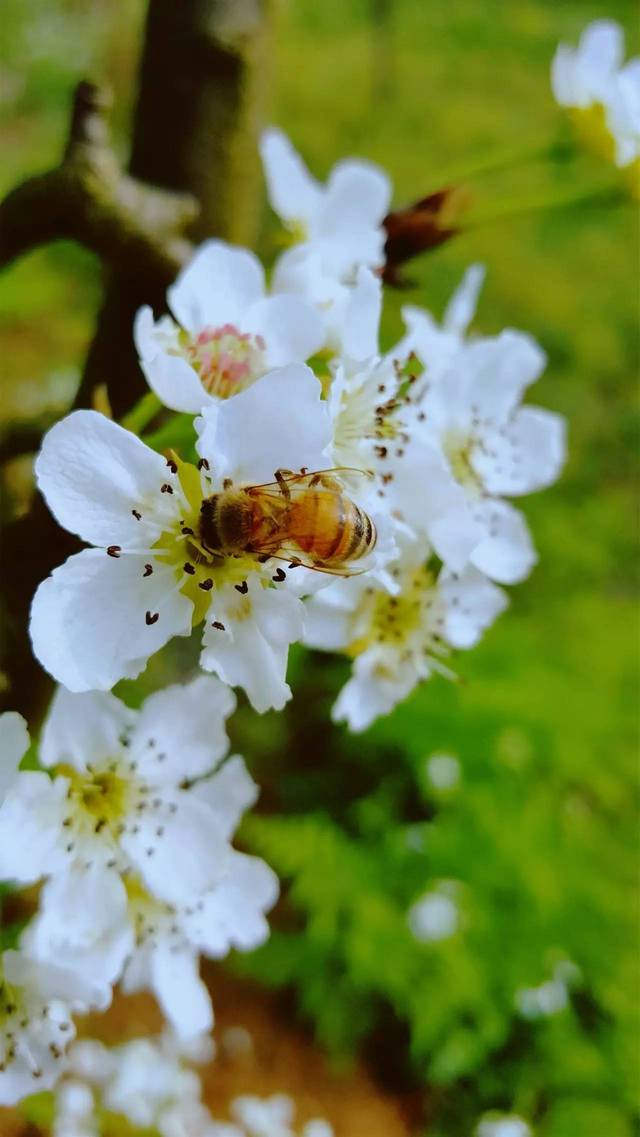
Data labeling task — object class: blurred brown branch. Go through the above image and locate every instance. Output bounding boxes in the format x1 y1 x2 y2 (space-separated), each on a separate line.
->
0 80 198 281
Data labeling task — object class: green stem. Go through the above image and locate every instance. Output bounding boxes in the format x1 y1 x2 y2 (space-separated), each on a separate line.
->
429 134 572 190
463 181 624 228
120 390 161 434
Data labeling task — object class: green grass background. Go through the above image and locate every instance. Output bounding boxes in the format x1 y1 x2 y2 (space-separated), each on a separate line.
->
1 2 638 1134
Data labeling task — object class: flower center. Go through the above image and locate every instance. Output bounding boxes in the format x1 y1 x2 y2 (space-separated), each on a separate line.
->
125 876 175 947
185 324 266 398
151 458 262 627
569 103 616 164
59 760 134 846
443 428 483 497
348 566 436 657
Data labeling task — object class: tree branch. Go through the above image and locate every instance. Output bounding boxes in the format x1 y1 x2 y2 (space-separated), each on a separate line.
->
0 80 198 282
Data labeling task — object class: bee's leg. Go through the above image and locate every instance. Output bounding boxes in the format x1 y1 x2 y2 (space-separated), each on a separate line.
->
274 468 295 499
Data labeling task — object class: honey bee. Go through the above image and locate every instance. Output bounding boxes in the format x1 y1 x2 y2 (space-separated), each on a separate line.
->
199 468 377 575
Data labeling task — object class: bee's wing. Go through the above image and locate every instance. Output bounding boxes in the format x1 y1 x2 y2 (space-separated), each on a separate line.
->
246 467 374 495
260 549 368 578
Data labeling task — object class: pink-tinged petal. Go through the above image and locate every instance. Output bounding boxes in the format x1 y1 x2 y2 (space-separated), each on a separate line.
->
40 688 135 771
470 501 537 584
196 364 331 486
130 675 235 785
30 549 192 693
168 240 265 333
35 411 172 550
244 294 324 367
260 127 323 226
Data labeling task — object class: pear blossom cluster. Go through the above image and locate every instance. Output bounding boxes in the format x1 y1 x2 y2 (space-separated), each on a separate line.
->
0 40 583 1117
551 19 640 172
51 1033 334 1137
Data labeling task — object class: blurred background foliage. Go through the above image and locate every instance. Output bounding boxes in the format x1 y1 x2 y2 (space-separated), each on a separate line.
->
0 1 638 1134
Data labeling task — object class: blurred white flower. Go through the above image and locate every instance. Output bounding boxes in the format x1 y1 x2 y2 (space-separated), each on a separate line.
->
476 1114 532 1137
551 19 640 169
261 127 391 280
304 528 506 730
515 958 579 1020
425 752 461 791
0 948 79 1104
0 711 29 801
408 882 461 943
53 1080 98 1137
398 264 485 382
30 364 333 711
232 1093 296 1137
136 240 323 412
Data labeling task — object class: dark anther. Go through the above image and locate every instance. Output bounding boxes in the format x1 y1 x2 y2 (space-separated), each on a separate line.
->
183 563 196 575
143 564 153 577
94 818 106 833
299 466 308 474
272 567 286 582
161 483 173 494
223 477 233 489
107 545 121 558
131 509 142 520
211 620 226 631
288 558 302 569
234 580 249 595
145 611 159 625
417 411 426 421
181 525 194 535
375 445 388 459
256 554 270 564
199 578 213 591
197 457 210 471
166 458 178 474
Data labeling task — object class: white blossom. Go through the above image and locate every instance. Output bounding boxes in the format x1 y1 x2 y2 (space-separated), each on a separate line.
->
0 948 79 1104
0 711 30 801
8 681 276 1037
304 529 506 730
408 882 461 943
476 1115 532 1137
551 19 640 168
387 324 565 581
136 240 324 412
30 364 336 711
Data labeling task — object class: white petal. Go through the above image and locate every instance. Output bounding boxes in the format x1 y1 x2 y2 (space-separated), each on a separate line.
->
439 566 508 649
551 44 580 106
461 331 546 424
183 850 278 957
150 944 213 1039
200 582 304 713
260 127 323 226
472 407 566 496
191 755 258 840
302 580 361 651
25 866 132 1011
321 159 392 234
0 712 29 800
333 649 419 732
140 351 211 414
442 264 485 335
244 294 324 366
0 773 68 883
129 675 235 785
470 501 537 584
196 364 331 486
388 437 482 571
168 240 265 333
40 688 135 771
579 20 624 84
35 411 173 550
121 791 231 906
339 266 382 361
30 549 192 693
